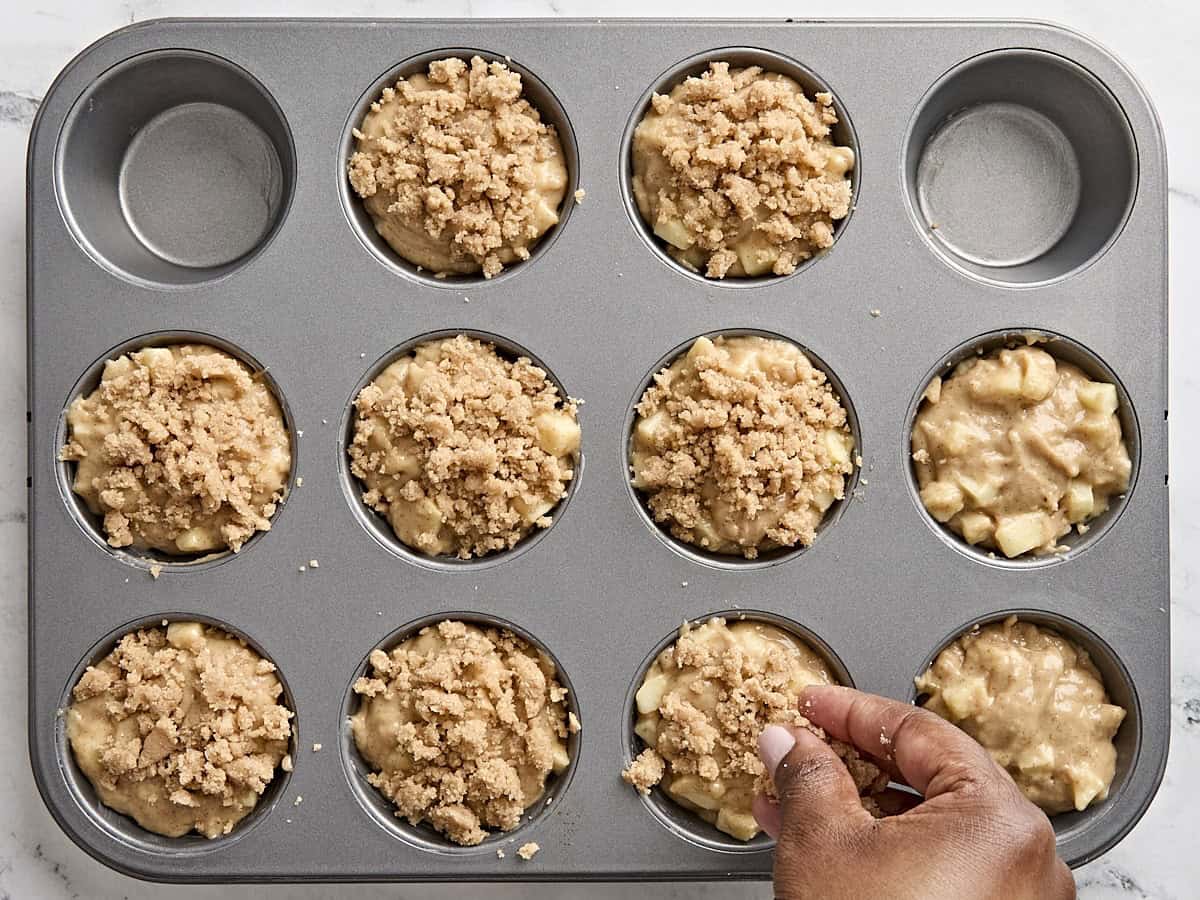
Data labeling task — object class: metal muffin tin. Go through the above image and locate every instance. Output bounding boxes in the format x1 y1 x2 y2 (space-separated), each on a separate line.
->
27 18 1168 882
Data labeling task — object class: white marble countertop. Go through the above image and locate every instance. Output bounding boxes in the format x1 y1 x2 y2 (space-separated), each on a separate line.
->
2 1 1197 897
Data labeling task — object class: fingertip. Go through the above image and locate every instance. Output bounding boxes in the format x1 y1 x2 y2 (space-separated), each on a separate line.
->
751 793 782 840
758 724 796 782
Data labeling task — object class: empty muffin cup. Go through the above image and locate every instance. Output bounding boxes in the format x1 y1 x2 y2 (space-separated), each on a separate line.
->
903 49 1137 284
57 614 297 854
55 50 295 287
910 609 1140 848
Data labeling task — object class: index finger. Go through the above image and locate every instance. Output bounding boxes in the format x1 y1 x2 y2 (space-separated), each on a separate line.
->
800 684 1003 799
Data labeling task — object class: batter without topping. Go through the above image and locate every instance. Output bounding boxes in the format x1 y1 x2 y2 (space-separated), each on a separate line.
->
912 345 1131 558
631 62 854 278
916 617 1126 814
67 622 294 838
61 344 291 555
348 56 568 278
348 335 580 559
352 621 575 846
630 335 854 558
623 618 886 840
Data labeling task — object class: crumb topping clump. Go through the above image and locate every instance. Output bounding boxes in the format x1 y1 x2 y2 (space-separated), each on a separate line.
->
349 335 580 559
66 622 294 839
630 335 854 558
61 344 291 555
912 345 1131 558
631 62 854 279
623 618 886 841
351 621 573 846
348 56 569 278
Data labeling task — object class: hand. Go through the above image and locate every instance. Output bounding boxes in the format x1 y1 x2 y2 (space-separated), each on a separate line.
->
754 685 1075 900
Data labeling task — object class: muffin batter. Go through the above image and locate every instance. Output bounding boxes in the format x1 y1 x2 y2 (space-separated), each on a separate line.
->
622 618 886 840
61 344 291 555
348 56 568 278
631 61 854 278
67 622 294 839
352 620 576 846
916 617 1126 813
630 335 854 558
348 335 580 559
912 345 1131 557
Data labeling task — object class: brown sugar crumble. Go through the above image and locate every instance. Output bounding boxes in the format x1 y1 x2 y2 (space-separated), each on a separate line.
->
622 617 886 840
351 621 573 846
630 335 854 558
348 56 569 278
65 622 294 839
631 62 854 279
517 841 540 860
61 345 291 555
348 335 580 559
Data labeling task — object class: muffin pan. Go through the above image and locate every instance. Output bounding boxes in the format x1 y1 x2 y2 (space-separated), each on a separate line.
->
27 19 1168 882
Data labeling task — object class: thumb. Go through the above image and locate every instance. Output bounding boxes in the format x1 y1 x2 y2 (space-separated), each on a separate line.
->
758 724 870 843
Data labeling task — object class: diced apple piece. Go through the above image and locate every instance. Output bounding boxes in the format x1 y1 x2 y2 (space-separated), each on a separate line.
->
1077 382 1118 416
1069 768 1107 811
138 347 175 371
636 673 670 715
514 495 554 524
1014 741 1055 773
959 511 994 545
534 411 581 457
1066 481 1094 523
717 808 761 841
654 217 695 250
634 718 658 747
166 621 205 652
823 430 853 467
920 480 964 522
957 474 998 507
551 745 571 773
392 497 443 544
995 512 1048 557
941 421 973 455
735 236 779 276
669 775 720 811
940 675 988 719
175 526 219 554
686 336 717 364
404 361 431 393
822 145 855 177
1019 352 1058 401
971 362 1021 402
635 410 668 447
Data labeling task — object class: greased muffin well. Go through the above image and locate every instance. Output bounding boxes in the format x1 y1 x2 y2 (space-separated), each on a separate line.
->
623 617 886 841
916 617 1127 814
348 335 580 559
61 344 291 556
351 620 578 846
631 61 854 279
630 335 854 559
912 344 1132 558
66 622 294 839
348 56 569 279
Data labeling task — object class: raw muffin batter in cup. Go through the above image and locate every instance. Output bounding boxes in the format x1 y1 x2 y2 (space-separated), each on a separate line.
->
622 617 886 840
916 616 1126 813
348 56 568 278
912 344 1132 558
61 344 291 555
631 61 854 279
351 620 577 846
66 621 294 839
348 334 580 559
630 334 854 558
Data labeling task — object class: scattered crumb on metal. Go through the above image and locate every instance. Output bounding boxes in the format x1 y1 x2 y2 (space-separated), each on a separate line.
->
574 188 586 203
149 564 162 580
517 842 540 860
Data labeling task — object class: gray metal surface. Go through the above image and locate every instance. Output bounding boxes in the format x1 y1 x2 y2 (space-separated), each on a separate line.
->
26 18 1169 883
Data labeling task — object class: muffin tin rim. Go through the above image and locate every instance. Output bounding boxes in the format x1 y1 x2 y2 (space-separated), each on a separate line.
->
617 44 861 289
53 328 300 573
54 611 300 857
900 326 1142 570
337 610 583 855
335 46 581 290
335 327 585 572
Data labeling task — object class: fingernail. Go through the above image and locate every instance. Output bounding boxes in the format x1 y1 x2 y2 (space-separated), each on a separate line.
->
758 725 796 781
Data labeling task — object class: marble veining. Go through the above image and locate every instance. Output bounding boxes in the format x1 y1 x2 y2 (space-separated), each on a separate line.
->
3 1 1197 897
